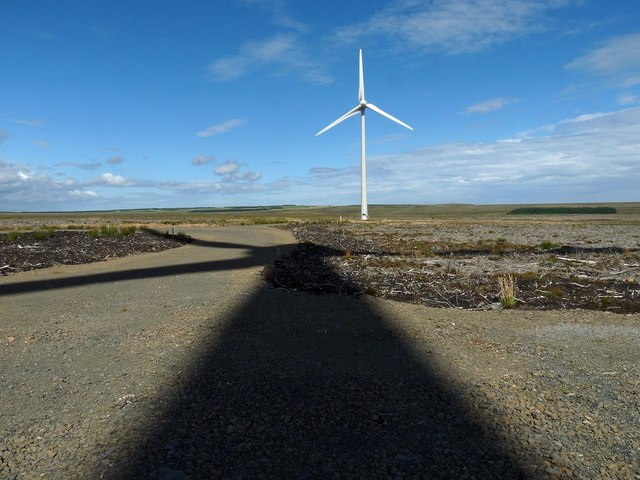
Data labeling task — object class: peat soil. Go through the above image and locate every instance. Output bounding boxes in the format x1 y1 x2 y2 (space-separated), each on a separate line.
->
269 221 640 313
0 229 188 276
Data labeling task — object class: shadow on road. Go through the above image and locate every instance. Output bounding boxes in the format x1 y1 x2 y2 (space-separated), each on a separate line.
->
0 238 296 296
91 235 539 478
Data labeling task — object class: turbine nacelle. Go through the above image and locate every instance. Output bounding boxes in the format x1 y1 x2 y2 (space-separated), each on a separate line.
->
316 50 413 136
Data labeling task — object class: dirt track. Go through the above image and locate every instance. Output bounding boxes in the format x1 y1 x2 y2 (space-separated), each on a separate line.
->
1 226 639 479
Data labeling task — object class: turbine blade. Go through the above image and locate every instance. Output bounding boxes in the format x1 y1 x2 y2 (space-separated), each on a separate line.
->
358 49 365 103
316 105 361 136
366 103 413 131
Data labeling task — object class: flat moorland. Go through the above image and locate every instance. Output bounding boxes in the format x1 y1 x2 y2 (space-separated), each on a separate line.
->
2 208 640 313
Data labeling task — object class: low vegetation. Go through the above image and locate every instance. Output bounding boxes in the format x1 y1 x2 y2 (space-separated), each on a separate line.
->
31 227 56 240
498 274 517 309
0 231 21 242
87 225 138 238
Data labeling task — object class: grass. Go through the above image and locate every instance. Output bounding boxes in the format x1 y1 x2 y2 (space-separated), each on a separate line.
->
600 296 613 307
498 274 517 309
87 225 138 238
32 227 56 240
539 240 559 250
514 271 541 281
1 231 21 242
120 225 137 235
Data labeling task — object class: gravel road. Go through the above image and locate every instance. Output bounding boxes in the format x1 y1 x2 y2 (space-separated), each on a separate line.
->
1 226 639 479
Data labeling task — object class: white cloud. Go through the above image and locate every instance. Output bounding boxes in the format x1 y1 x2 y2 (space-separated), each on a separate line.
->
566 32 640 87
95 172 135 187
0 162 91 211
209 34 331 84
0 130 6 144
196 119 244 137
238 170 262 181
464 97 517 114
70 189 98 198
33 140 50 148
192 155 215 165
335 0 575 55
213 162 240 176
214 161 240 176
213 161 262 182
107 156 124 165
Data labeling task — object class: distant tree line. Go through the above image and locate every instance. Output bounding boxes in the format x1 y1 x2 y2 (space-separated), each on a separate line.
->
508 206 617 215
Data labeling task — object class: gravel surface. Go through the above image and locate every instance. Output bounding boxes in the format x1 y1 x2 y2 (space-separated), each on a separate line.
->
1 224 639 479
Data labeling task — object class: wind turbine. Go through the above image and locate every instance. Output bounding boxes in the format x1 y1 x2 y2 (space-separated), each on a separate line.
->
316 49 413 220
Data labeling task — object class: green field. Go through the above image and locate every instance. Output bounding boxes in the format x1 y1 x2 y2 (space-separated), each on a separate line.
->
1 202 640 228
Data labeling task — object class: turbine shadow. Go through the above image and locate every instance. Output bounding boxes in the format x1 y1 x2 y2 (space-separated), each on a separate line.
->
0 239 297 296
98 239 539 478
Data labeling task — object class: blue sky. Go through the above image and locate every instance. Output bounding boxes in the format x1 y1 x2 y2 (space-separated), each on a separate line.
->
1 0 639 211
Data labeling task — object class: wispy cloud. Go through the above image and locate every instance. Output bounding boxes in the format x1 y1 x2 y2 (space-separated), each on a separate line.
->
617 94 639 106
0 159 272 211
566 32 640 87
240 0 308 32
334 0 576 55
33 140 50 148
55 161 102 170
0 162 86 211
301 107 640 205
70 189 98 198
214 161 262 182
209 34 332 84
107 156 124 165
0 130 6 144
91 172 136 187
463 97 517 114
12 118 44 127
214 161 240 176
196 119 244 138
310 167 342 175
192 155 216 165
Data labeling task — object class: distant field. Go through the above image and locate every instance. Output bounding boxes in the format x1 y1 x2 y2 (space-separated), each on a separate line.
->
508 206 617 215
1 202 640 228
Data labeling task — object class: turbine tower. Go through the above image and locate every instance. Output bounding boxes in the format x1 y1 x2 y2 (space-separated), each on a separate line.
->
316 49 413 220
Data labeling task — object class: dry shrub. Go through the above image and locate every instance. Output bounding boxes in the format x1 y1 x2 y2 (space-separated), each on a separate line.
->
498 274 517 309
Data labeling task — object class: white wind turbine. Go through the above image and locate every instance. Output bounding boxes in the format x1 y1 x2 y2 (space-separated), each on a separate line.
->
316 49 413 220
